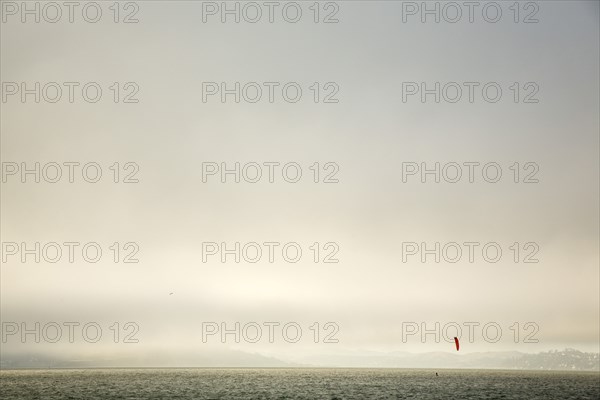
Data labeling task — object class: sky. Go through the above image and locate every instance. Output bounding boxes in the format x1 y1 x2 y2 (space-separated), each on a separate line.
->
1 0 599 365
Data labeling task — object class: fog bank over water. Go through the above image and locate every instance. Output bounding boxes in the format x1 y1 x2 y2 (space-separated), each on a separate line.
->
1 0 598 367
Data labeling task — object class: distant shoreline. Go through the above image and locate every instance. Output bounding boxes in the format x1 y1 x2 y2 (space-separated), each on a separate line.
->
2 367 599 373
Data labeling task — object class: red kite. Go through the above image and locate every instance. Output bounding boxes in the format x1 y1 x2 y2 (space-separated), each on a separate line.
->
454 336 460 351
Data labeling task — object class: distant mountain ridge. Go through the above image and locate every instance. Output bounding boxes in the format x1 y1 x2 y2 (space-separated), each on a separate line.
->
1 348 598 371
294 348 600 371
0 349 297 369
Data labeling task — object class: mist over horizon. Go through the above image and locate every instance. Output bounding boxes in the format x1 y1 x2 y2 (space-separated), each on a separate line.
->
1 0 599 380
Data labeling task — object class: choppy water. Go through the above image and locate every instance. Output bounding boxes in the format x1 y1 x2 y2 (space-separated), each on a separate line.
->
1 368 599 399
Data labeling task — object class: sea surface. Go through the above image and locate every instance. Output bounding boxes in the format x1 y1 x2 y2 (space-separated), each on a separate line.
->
1 368 599 399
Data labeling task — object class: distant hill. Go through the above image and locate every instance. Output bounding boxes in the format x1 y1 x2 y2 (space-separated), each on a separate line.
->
1 348 598 371
512 349 600 371
293 348 600 371
0 349 297 369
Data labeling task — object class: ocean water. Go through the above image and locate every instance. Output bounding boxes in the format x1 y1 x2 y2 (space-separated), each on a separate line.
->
1 368 599 399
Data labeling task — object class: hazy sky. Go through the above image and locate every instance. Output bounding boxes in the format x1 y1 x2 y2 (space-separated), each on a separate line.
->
1 0 598 364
